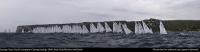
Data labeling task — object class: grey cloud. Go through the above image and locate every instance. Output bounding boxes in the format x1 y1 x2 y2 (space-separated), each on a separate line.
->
0 0 199 32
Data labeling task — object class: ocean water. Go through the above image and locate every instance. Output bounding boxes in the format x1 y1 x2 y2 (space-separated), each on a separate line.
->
0 32 200 48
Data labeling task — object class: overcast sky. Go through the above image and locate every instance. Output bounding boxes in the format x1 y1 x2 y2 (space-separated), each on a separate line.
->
0 0 200 32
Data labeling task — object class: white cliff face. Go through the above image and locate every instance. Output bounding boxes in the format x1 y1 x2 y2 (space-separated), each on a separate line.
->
160 21 167 34
82 25 89 33
71 25 77 33
54 26 62 33
135 21 145 34
135 22 139 34
40 27 46 33
77 25 83 33
122 23 132 34
71 25 83 33
30 21 167 34
135 22 143 34
61 25 88 33
77 25 82 33
90 23 98 33
138 22 144 34
70 25 76 33
32 27 39 33
33 27 40 33
52 26 57 33
149 28 153 33
33 27 49 33
104 22 112 32
117 23 123 33
112 22 118 33
50 27 55 33
112 22 123 33
32 24 88 33
44 27 50 33
142 21 153 34
97 23 105 32
62 25 72 33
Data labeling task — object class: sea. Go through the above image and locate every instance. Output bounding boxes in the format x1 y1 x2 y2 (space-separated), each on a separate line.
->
0 32 200 48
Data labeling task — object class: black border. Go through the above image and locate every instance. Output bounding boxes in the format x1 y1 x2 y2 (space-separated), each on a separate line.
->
0 48 199 52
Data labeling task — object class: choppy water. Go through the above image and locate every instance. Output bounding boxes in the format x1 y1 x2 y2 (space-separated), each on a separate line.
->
0 32 200 48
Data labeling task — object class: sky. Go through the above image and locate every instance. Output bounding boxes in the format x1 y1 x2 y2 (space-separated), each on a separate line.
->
0 0 200 32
